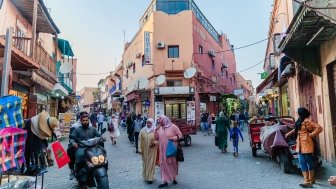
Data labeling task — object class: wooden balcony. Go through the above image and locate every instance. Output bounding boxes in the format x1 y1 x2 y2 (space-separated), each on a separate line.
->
1 35 56 75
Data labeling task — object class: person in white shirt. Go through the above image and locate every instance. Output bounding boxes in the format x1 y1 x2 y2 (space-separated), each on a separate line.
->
97 112 105 132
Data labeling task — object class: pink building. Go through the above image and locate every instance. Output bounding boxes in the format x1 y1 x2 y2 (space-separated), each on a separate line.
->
122 0 237 124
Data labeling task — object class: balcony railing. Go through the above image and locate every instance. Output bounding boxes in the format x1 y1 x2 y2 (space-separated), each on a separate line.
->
35 43 56 74
1 35 56 75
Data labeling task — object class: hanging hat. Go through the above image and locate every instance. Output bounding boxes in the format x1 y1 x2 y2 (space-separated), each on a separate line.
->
38 111 59 138
31 115 47 139
31 111 59 139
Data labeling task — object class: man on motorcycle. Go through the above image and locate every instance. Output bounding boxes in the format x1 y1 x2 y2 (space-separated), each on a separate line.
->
69 112 101 179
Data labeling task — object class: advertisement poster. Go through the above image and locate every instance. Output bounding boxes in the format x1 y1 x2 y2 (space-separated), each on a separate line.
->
187 101 196 122
200 102 207 113
155 102 164 122
58 113 77 137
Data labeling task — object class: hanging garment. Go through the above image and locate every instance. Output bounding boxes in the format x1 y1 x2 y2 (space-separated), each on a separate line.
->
0 127 27 173
0 96 24 129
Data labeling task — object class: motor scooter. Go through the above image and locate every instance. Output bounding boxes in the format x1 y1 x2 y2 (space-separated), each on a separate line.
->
69 128 109 189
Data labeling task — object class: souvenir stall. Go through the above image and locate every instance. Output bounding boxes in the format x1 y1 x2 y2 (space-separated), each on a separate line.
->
0 96 69 189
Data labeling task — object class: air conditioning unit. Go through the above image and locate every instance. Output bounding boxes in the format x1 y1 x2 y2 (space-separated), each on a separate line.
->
157 42 165 49
221 63 228 69
135 53 141 58
208 50 216 57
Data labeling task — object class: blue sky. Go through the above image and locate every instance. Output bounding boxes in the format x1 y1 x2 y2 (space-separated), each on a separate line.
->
46 0 273 91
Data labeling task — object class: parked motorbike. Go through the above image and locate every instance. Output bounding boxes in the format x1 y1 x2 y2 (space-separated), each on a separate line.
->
69 128 109 189
286 136 322 172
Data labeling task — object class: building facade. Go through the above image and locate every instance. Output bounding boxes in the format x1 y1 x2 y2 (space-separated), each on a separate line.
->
0 0 65 117
121 0 237 123
234 73 253 101
257 0 336 164
79 87 98 113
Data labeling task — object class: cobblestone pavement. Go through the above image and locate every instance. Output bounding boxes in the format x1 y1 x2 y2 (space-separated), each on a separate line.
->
44 123 335 189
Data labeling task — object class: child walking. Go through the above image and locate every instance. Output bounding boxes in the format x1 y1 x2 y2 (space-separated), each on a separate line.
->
230 121 244 157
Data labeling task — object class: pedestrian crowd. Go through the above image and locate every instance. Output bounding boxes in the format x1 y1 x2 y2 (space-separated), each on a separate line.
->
66 108 336 188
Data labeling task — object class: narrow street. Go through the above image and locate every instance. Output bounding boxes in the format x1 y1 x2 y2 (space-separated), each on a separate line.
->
44 123 334 189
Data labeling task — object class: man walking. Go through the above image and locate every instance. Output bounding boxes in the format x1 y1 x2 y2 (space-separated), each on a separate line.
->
133 114 144 153
201 112 209 136
238 111 246 131
97 112 105 132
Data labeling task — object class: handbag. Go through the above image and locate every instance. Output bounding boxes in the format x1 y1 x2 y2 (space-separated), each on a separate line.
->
166 139 177 157
108 123 115 132
175 136 184 162
215 136 218 146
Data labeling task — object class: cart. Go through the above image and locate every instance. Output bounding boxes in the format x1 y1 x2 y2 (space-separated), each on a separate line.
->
248 116 295 157
171 118 197 147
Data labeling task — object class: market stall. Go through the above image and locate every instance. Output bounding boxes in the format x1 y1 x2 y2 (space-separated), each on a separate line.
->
0 95 69 189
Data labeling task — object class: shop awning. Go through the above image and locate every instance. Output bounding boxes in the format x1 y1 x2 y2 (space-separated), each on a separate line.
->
278 5 336 76
58 38 74 56
11 0 60 34
256 68 278 94
279 5 336 52
51 83 69 97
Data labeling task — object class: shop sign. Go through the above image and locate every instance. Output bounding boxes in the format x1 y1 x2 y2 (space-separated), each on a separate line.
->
209 95 217 102
145 100 150 107
76 95 81 100
261 72 269 79
154 102 164 121
233 89 244 95
187 101 196 122
144 31 151 64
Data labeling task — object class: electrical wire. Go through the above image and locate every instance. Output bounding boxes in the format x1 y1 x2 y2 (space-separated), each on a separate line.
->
193 38 269 55
237 58 266 73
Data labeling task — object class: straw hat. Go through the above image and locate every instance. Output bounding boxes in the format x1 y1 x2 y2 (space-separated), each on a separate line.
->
31 111 59 139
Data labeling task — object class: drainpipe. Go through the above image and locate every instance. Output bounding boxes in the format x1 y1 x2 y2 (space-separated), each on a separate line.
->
30 0 38 59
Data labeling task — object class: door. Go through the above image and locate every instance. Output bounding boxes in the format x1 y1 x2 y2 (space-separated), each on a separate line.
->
327 62 336 157
298 68 317 121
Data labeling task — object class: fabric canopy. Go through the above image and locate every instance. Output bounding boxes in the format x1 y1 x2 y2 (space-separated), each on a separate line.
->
58 38 74 57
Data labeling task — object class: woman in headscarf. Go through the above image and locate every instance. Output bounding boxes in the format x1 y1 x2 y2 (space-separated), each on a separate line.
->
155 115 182 188
138 118 158 184
285 107 322 188
215 111 231 153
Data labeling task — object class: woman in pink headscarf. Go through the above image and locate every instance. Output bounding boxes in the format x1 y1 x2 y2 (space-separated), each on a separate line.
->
155 115 182 188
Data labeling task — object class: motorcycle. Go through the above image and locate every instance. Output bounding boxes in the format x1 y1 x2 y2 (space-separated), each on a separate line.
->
287 136 322 172
69 128 109 189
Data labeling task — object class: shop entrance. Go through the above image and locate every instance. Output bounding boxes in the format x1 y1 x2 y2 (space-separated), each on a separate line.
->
164 100 187 120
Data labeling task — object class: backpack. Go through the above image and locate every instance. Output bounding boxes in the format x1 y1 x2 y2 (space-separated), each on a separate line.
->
108 123 115 132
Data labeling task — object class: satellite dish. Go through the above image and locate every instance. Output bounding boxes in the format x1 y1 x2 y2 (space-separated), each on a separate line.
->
184 67 197 79
127 83 135 92
59 62 73 74
136 77 149 89
155 75 166 85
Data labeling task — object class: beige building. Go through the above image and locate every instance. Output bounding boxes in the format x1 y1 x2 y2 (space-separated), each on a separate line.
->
121 0 238 123
258 0 336 164
0 0 68 117
234 73 253 100
79 87 98 113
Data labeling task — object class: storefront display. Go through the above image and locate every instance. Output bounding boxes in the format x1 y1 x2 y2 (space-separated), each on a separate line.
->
165 100 187 120
8 90 28 119
58 113 76 137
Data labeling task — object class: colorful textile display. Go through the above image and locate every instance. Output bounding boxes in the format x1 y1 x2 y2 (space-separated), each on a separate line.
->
0 96 24 129
51 141 70 169
0 127 27 173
